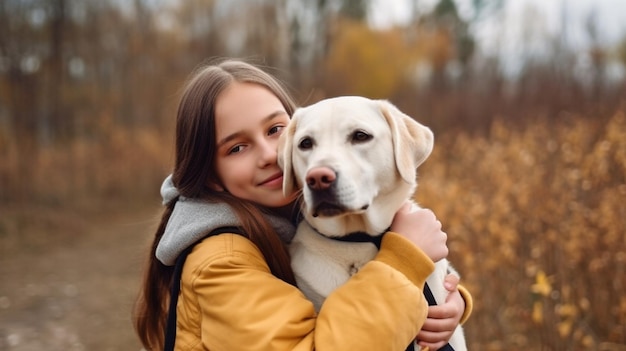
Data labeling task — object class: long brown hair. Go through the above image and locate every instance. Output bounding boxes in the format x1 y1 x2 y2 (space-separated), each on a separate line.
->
132 59 298 350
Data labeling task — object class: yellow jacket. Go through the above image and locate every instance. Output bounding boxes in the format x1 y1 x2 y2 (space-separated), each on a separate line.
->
173 231 472 351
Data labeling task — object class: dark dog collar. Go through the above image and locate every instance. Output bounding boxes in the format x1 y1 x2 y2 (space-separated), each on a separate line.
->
325 231 385 249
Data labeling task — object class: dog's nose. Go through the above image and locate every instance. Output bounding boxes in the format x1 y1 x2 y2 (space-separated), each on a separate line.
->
306 167 336 190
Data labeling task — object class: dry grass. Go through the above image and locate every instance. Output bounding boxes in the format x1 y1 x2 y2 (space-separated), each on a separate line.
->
1 110 625 350
417 110 626 350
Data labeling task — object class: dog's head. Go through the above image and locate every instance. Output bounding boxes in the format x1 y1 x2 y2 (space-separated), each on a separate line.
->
278 96 433 236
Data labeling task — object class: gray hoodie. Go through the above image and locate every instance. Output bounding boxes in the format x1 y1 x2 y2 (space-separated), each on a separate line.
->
156 175 296 266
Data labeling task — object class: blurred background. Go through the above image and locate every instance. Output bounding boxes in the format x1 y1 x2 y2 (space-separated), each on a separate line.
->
0 0 624 350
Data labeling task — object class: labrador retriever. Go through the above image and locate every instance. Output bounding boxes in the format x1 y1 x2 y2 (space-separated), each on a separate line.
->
278 96 466 351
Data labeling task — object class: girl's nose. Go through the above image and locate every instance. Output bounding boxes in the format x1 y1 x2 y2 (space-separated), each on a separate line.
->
258 140 277 167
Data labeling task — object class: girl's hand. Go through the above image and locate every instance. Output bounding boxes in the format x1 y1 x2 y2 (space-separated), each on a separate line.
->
390 202 448 262
416 274 465 350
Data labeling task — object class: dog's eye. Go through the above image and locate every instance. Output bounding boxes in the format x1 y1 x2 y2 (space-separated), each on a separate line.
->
351 130 372 143
298 137 313 150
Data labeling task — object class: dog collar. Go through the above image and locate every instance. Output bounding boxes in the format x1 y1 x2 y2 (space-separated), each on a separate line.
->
326 231 384 249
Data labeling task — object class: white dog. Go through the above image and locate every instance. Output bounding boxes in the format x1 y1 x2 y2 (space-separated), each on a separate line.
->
278 96 466 351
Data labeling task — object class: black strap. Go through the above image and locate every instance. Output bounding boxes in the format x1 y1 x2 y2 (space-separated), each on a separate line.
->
163 226 243 351
404 283 455 351
423 282 438 306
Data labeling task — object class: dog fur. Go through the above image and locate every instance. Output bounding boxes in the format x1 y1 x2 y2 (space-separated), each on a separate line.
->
277 96 466 351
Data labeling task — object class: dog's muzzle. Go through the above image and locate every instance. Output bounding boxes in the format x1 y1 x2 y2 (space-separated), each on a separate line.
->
309 188 369 217
310 187 345 217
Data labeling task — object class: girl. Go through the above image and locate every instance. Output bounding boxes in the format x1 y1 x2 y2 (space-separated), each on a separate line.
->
133 59 471 350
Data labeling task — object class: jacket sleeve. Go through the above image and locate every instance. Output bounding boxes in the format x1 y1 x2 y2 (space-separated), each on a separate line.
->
177 232 435 351
457 284 473 324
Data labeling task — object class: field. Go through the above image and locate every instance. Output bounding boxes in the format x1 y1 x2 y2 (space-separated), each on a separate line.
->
0 204 151 350
0 110 624 350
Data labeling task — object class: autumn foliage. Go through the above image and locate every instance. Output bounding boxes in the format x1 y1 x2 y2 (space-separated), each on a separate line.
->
416 109 626 349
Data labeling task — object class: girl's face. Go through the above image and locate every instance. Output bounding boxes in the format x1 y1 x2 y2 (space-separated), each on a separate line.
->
212 81 295 208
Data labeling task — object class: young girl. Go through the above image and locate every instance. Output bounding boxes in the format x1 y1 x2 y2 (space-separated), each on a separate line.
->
133 59 472 350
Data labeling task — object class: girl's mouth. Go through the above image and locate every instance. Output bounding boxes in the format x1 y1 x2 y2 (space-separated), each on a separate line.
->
259 172 283 187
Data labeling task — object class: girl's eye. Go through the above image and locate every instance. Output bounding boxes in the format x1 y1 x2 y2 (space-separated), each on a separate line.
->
268 125 285 136
228 144 244 155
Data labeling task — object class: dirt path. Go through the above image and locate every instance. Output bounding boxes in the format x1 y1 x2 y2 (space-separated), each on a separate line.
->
0 205 159 350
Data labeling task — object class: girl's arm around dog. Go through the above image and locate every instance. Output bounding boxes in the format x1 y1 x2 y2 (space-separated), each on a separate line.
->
178 232 436 351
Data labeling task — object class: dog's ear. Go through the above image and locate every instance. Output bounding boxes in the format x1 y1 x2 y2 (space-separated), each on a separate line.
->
378 100 434 183
277 111 299 196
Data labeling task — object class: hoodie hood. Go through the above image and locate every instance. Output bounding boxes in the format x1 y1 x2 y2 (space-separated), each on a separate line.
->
156 175 296 266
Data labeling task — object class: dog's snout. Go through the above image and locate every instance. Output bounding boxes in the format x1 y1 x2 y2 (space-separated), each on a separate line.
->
306 167 336 190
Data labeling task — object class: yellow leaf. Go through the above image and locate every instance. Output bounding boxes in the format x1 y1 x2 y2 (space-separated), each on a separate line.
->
531 270 552 297
558 320 573 338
